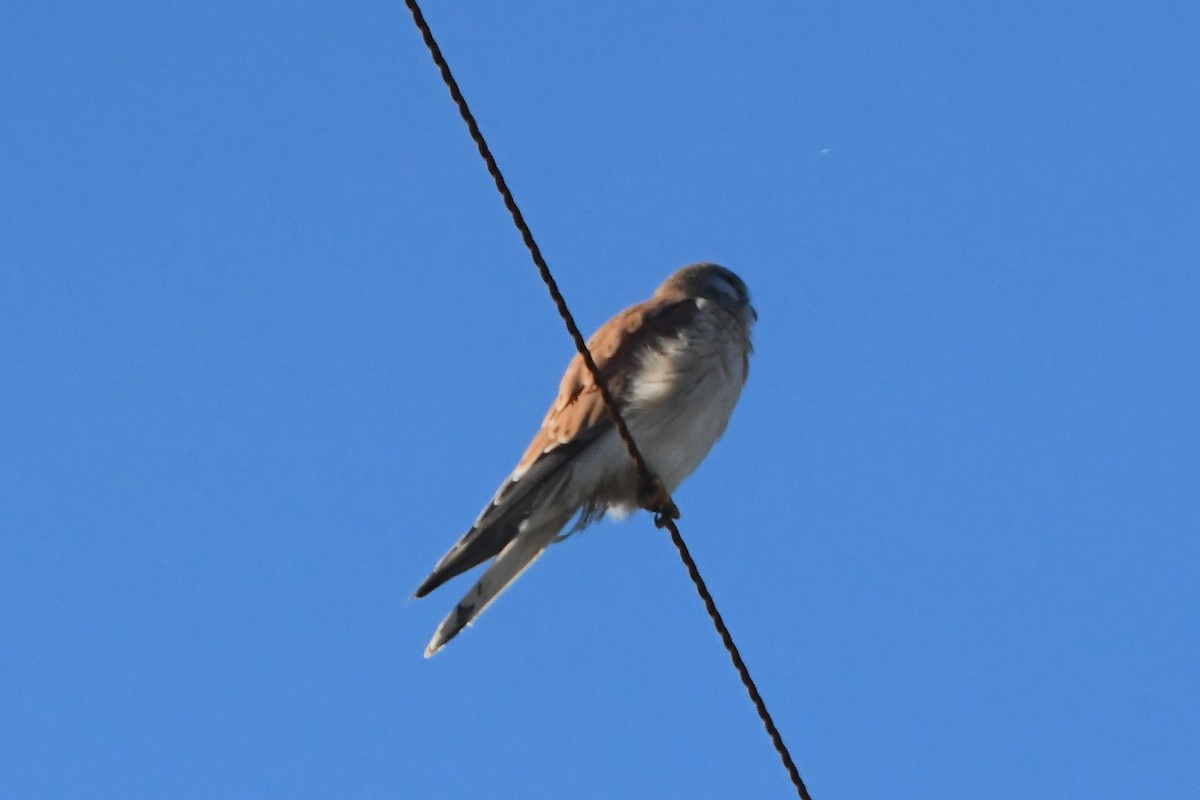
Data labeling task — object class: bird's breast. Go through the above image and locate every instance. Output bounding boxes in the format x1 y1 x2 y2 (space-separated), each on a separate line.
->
625 314 748 491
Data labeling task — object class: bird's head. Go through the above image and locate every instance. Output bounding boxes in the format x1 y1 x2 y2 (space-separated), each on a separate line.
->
658 263 757 325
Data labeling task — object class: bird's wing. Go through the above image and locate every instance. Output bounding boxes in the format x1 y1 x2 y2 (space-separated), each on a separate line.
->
516 295 699 471
413 296 698 600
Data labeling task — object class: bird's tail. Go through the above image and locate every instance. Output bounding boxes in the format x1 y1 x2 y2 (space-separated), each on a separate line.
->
423 510 571 658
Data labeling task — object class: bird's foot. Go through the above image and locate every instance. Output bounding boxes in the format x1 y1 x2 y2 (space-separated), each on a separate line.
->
637 476 680 529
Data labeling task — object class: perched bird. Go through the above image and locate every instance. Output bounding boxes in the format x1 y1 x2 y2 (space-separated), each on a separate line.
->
415 263 756 657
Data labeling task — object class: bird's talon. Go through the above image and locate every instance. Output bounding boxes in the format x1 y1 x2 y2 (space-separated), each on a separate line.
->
638 477 679 526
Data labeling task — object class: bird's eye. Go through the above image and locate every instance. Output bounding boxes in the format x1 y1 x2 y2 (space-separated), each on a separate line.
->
708 272 743 303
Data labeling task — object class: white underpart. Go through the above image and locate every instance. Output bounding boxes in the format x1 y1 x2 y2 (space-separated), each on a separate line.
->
633 315 745 485
562 301 747 518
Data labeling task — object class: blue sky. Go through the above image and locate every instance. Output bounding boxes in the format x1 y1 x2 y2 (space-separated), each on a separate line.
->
2 1 1197 797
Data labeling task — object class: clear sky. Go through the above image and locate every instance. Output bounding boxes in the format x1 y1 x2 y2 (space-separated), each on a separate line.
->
3 1 1197 797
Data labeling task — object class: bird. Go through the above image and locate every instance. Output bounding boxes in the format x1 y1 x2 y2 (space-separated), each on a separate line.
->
414 263 756 657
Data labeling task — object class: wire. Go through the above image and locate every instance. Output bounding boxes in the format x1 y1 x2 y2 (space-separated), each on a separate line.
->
402 2 812 797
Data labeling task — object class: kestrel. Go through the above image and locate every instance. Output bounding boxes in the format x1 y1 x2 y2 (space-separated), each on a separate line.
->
415 263 756 656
